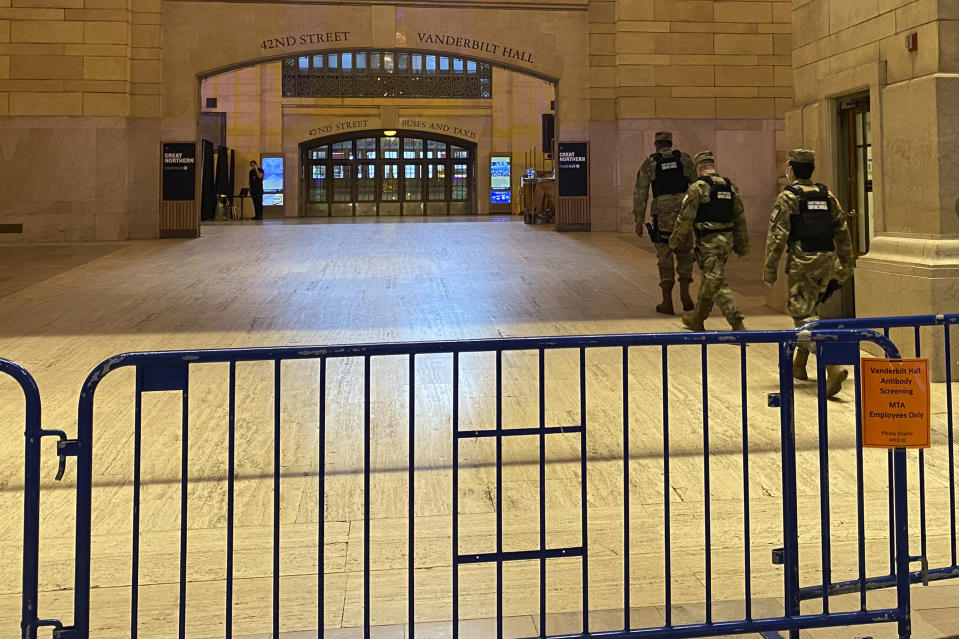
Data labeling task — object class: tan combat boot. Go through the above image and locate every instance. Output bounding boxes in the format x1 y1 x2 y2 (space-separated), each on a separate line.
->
826 365 848 398
729 320 746 331
793 349 809 381
656 284 675 315
679 280 695 312
682 308 706 332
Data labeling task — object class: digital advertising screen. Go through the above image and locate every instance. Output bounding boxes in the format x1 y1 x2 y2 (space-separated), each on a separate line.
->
261 157 284 193
490 155 511 204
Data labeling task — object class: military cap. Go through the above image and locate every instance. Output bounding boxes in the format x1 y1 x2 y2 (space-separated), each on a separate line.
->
788 149 815 163
693 151 714 165
654 131 673 144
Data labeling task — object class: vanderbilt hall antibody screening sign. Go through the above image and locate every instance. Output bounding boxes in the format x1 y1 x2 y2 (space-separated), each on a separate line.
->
861 358 931 449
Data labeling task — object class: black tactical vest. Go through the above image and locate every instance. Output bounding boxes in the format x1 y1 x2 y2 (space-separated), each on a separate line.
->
694 176 735 226
786 184 835 252
651 151 689 198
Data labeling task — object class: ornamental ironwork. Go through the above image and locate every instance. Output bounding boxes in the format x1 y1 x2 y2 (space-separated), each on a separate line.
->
282 51 493 99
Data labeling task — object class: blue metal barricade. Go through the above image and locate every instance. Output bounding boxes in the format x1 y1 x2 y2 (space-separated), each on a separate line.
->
797 315 959 602
33 326 917 639
0 358 69 639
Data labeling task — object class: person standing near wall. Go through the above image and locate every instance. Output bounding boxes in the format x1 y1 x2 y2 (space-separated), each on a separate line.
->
633 132 697 315
669 151 749 332
763 149 855 397
249 160 265 220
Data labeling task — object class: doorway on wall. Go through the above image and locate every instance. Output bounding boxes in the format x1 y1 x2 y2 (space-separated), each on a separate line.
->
301 131 476 216
837 93 873 257
198 48 557 223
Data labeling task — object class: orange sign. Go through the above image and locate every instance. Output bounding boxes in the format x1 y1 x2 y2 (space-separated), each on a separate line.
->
861 358 930 449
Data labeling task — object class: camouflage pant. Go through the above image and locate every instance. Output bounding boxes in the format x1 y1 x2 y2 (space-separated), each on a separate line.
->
695 233 743 325
787 253 839 354
654 241 694 288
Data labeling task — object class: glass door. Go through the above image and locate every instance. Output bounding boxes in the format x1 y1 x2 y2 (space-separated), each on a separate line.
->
840 98 872 257
331 162 353 216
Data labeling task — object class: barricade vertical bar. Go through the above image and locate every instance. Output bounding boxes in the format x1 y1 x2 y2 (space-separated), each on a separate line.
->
318 358 326 636
496 350 504 639
946 324 957 567
538 348 547 638
701 344 712 624
622 345 630 629
408 354 415 639
131 367 143 639
884 326 896 581
888 450 895 575
178 368 190 639
854 360 868 611
740 343 751 621
16 360 42 639
452 352 460 639
816 356 832 614
364 355 372 639
915 328 928 565
778 342 800 639
580 347 589 635
273 360 281 639
894 447 912 639
227 362 236 639
662 345 671 628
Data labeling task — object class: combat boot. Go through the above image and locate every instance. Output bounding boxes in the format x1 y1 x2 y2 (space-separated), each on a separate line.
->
826 365 848 398
679 280 695 312
729 320 746 332
656 284 674 315
682 309 706 332
793 349 809 381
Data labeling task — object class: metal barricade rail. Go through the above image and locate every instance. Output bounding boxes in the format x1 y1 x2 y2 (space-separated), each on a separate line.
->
796 315 959 602
0 358 64 639
22 327 913 639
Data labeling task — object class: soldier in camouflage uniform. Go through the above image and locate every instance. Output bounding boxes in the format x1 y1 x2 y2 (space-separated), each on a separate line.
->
669 151 749 332
633 131 697 315
763 149 855 398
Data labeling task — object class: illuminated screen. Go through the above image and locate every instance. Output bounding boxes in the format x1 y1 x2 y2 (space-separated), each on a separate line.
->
490 156 511 190
262 157 284 193
491 190 511 204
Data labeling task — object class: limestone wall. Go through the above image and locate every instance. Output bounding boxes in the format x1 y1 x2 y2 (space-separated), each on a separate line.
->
586 0 792 233
0 0 795 241
783 0 959 376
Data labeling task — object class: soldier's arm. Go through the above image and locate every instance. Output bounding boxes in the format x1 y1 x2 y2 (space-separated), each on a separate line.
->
668 183 700 250
632 159 652 224
763 194 792 282
732 186 749 256
681 153 696 182
830 193 855 277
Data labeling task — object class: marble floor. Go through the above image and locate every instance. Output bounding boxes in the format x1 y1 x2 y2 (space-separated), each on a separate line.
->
0 218 957 639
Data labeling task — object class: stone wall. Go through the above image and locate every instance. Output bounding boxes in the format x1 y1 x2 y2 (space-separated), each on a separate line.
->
0 0 795 240
783 0 959 377
586 0 792 233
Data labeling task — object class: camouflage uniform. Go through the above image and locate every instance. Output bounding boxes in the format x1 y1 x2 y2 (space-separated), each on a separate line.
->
763 181 854 326
763 148 854 395
670 153 749 330
633 131 697 313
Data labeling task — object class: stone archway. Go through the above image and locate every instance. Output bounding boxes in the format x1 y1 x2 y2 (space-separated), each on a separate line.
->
159 2 588 235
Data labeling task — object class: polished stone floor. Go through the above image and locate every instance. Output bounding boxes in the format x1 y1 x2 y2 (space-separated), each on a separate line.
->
0 218 957 639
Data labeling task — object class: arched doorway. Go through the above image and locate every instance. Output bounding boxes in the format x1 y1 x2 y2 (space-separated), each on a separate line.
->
300 130 477 217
